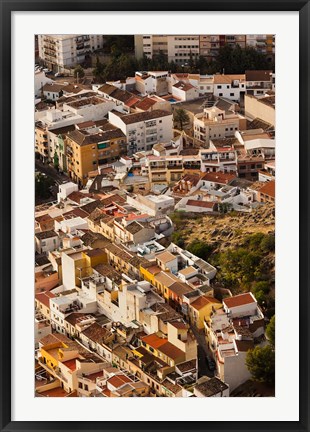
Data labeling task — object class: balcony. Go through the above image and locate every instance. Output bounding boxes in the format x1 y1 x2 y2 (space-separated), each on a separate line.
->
167 164 183 170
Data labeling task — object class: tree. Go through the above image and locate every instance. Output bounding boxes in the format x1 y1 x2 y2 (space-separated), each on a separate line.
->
187 239 213 261
246 345 275 384
53 152 59 171
35 173 54 199
218 202 233 214
73 64 85 81
266 315 275 346
92 56 105 81
173 108 190 130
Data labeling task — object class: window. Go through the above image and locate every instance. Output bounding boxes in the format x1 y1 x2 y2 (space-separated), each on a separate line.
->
219 93 223 96
230 93 235 96
78 382 83 389
217 85 222 89
98 142 109 149
84 384 89 391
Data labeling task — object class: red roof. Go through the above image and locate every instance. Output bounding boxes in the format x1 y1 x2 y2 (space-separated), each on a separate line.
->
62 359 77 372
107 374 132 389
35 291 55 308
223 293 256 309
190 296 219 311
258 180 275 199
202 171 236 184
141 333 168 349
187 200 215 209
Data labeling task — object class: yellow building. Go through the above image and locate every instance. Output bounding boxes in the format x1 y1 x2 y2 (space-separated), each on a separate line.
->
140 263 162 285
189 296 222 330
153 271 179 297
66 128 126 186
35 123 49 161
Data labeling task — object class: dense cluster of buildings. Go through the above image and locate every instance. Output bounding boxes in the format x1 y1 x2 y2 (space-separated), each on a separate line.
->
35 36 275 398
38 34 275 73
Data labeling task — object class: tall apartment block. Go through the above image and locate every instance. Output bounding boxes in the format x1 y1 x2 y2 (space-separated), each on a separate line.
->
135 35 200 64
38 34 104 71
135 34 274 63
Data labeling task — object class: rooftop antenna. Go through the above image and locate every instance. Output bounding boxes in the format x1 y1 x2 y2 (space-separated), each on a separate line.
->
222 68 225 75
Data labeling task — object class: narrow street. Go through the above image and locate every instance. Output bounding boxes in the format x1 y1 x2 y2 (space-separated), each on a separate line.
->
35 159 69 185
190 325 215 378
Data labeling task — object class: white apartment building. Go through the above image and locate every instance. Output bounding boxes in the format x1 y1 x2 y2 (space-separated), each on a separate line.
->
38 34 104 71
63 96 116 122
213 74 246 101
199 144 238 173
108 109 173 154
194 106 246 146
37 109 83 131
135 71 169 96
135 35 200 64
126 194 175 217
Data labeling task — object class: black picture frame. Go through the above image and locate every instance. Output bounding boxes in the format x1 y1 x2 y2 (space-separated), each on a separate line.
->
1 1 309 431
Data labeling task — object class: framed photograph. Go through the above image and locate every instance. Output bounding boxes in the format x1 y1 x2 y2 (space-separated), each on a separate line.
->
1 0 309 431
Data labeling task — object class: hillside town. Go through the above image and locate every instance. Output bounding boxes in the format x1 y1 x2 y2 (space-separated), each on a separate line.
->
35 35 275 398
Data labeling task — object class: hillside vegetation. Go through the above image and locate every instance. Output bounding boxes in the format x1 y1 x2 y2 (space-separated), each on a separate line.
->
170 205 275 318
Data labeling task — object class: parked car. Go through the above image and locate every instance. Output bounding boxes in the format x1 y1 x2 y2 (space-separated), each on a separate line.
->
206 356 216 371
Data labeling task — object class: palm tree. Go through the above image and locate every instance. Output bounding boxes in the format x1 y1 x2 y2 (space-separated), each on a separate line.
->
173 108 190 130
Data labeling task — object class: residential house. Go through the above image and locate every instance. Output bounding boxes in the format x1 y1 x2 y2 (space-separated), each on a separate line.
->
188 295 222 329
194 376 229 397
35 230 60 254
108 109 173 154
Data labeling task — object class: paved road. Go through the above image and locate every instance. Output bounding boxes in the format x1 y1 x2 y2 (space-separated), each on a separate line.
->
35 159 69 185
190 325 215 378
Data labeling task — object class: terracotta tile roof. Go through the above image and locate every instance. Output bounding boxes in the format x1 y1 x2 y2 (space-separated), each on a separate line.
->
81 322 111 343
142 264 161 275
162 378 182 394
125 96 142 107
258 180 275 199
35 291 55 308
65 312 94 326
67 191 92 204
62 359 77 372
135 97 158 111
107 374 132 389
223 292 256 309
168 281 193 298
187 200 215 209
62 208 89 219
36 214 52 223
154 271 179 287
213 74 245 84
35 230 58 240
67 128 125 147
202 171 236 184
42 83 64 93
39 332 68 346
156 250 176 264
118 109 172 125
190 296 220 311
141 333 168 349
245 70 272 82
169 321 188 330
126 221 144 235
173 81 196 92
195 377 229 397
159 341 184 360
176 359 197 373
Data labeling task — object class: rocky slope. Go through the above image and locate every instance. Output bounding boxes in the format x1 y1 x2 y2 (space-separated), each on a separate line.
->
174 204 275 253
